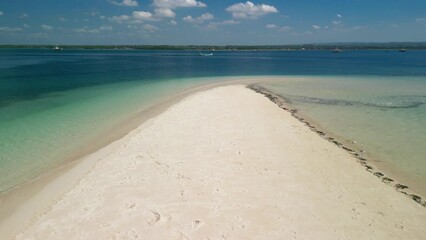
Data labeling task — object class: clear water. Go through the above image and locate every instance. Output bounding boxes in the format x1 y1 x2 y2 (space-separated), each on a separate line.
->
1 49 425 194
259 76 426 196
0 78 214 192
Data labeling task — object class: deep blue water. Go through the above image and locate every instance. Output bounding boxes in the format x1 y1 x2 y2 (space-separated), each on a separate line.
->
1 49 426 108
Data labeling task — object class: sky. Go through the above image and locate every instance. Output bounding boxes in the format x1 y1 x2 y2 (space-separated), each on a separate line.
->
0 0 426 45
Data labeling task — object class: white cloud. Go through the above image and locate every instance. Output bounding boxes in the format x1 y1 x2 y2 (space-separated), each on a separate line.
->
332 20 342 25
143 24 159 31
110 0 209 25
226 1 278 19
23 24 30 28
110 11 156 26
153 0 206 9
183 16 194 22
74 25 113 34
109 15 131 23
312 24 321 30
266 24 277 29
111 9 177 24
155 8 176 18
416 17 425 22
133 11 154 21
20 13 29 18
221 20 239 25
0 11 3 16
73 26 101 34
199 13 213 21
0 26 23 32
337 14 343 18
207 19 240 29
183 12 213 23
264 23 291 32
170 20 178 25
41 24 53 31
111 0 138 7
152 0 206 21
73 27 101 34
109 0 208 25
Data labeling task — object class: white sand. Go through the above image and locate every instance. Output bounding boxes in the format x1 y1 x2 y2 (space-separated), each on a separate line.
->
13 85 426 239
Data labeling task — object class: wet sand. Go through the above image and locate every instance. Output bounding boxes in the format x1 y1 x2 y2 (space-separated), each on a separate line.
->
9 85 426 239
248 83 426 205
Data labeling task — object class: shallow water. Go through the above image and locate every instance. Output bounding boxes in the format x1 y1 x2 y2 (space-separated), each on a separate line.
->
259 76 426 196
0 78 218 193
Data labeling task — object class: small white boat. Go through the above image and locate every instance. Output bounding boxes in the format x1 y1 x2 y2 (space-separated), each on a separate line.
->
53 46 63 51
199 51 213 56
331 48 342 53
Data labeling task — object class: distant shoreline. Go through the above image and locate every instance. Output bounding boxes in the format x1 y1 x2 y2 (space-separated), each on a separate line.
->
2 43 426 51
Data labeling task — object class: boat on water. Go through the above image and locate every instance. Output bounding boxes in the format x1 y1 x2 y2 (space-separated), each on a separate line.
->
198 51 213 56
398 49 406 52
331 48 342 53
52 46 63 51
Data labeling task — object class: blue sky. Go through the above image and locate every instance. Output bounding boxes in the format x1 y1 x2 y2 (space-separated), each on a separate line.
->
0 0 426 45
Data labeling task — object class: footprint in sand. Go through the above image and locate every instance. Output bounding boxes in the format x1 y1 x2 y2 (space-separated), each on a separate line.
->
125 229 139 239
148 211 161 225
125 202 136 210
192 220 204 230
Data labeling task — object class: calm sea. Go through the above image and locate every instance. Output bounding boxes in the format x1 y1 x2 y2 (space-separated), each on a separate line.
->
0 49 425 195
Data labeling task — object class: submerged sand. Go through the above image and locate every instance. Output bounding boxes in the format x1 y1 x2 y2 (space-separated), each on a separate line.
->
10 85 426 239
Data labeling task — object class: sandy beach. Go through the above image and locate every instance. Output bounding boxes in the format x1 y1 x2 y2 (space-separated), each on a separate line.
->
4 85 426 239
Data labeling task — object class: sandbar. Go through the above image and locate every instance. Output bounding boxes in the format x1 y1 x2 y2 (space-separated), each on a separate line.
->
7 85 426 239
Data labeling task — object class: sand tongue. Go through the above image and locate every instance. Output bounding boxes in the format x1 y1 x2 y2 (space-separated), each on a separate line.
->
14 85 426 240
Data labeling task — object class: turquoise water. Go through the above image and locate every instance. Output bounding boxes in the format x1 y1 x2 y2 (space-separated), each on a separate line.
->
258 76 426 196
0 78 218 192
1 49 426 194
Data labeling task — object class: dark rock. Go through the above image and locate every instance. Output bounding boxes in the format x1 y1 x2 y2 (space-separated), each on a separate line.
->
395 184 408 190
317 131 325 136
342 146 354 152
365 165 373 172
411 195 422 204
382 177 394 183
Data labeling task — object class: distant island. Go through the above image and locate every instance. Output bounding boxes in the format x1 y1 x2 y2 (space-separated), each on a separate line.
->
1 42 426 51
